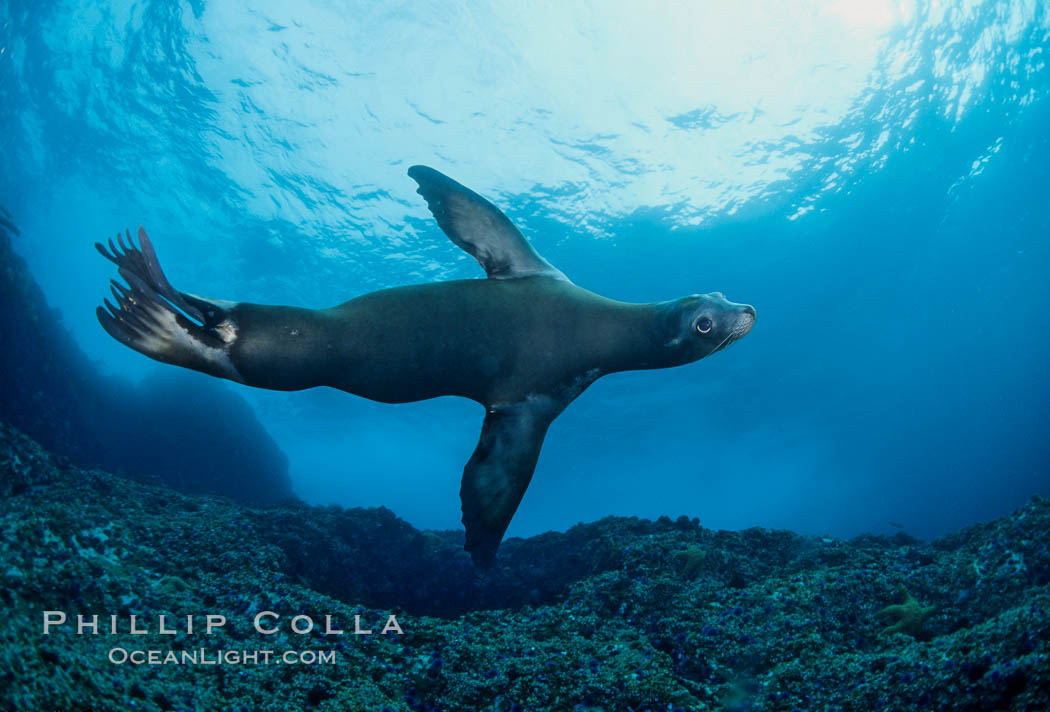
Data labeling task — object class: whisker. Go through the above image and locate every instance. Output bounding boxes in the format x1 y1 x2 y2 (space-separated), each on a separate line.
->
712 332 734 354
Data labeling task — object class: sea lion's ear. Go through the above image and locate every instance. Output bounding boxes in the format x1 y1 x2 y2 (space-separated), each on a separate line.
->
408 165 568 281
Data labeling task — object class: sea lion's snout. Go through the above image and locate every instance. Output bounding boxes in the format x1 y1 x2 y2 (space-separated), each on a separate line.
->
703 293 756 337
716 303 755 353
735 304 756 337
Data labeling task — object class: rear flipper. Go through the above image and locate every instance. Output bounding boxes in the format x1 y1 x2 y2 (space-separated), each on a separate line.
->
95 227 244 382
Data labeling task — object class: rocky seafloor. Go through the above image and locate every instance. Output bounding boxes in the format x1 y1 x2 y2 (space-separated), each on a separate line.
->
1 423 1048 711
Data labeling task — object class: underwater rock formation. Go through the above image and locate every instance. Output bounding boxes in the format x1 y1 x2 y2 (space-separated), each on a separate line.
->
0 209 103 465
0 213 291 504
2 423 1048 711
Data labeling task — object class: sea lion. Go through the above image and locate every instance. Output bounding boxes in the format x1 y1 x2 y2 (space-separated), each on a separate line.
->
95 166 756 568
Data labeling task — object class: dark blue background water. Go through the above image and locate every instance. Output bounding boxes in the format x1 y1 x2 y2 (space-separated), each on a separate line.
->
1 0 1047 541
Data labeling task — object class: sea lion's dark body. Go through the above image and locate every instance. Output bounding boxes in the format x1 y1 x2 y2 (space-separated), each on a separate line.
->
95 165 756 568
231 277 665 403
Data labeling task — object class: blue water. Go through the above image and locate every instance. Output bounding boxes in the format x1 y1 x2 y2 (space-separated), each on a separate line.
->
1 0 1047 542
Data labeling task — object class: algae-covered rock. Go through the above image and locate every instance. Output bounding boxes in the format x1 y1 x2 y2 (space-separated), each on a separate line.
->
2 422 1049 711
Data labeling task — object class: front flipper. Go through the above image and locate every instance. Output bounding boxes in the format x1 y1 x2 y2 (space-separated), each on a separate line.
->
408 165 567 281
461 398 561 568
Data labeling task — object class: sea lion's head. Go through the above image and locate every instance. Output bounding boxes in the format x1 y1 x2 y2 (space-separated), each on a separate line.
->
663 292 756 365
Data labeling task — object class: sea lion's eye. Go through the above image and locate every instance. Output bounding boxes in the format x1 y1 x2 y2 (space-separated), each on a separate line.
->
696 318 713 334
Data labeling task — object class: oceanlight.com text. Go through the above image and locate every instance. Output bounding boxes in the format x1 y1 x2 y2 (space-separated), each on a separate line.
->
107 647 338 666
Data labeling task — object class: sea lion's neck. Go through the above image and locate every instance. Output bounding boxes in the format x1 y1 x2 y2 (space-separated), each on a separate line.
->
598 300 684 374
